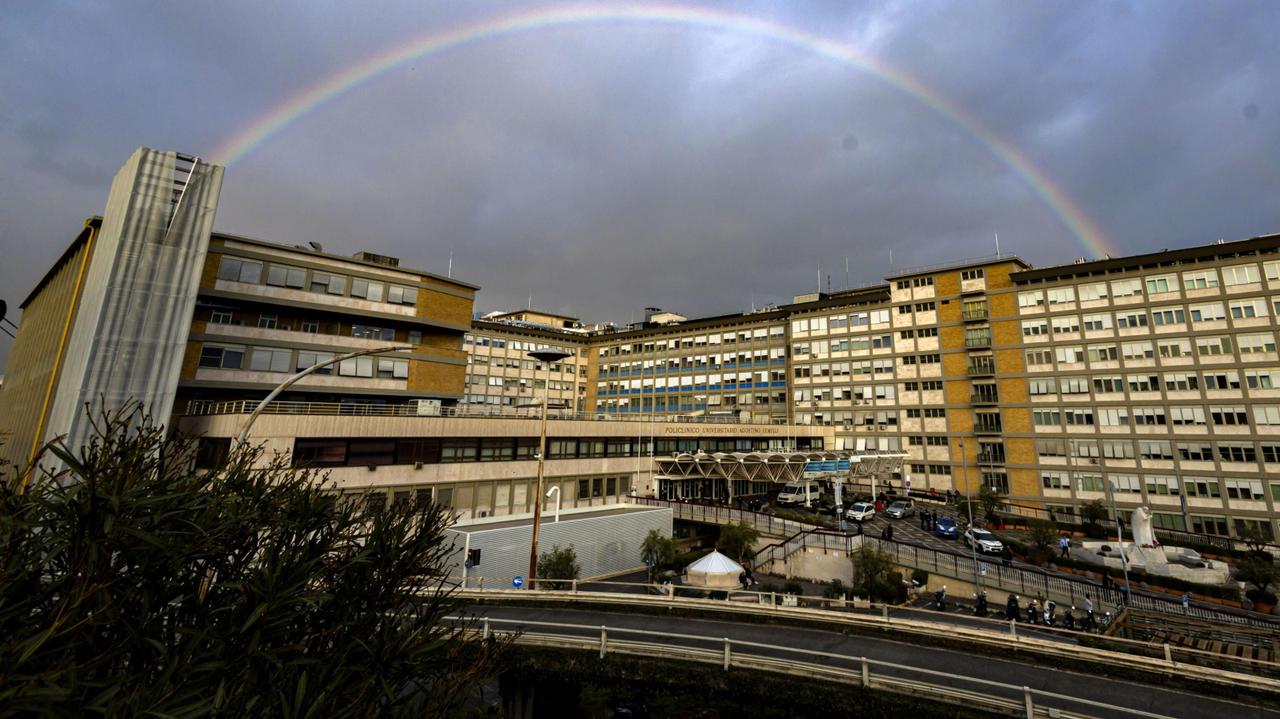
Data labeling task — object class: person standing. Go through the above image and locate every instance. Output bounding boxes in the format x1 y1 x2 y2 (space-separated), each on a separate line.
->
1181 592 1191 614
1084 594 1095 628
1059 535 1070 558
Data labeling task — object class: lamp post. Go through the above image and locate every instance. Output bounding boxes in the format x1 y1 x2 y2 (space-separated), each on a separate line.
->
1105 477 1134 606
959 438 983 594
527 348 572 587
546 486 562 523
236 344 414 447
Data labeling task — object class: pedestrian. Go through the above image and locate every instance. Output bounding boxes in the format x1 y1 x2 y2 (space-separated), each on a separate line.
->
1102 571 1114 591
1084 594 1095 628
1001 544 1013 566
885 524 894 542
1059 535 1070 558
1181 592 1190 614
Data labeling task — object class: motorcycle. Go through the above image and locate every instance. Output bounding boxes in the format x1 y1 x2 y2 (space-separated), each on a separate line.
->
1062 607 1076 631
973 592 989 617
1026 600 1040 625
1006 595 1020 621
934 586 948 612
1044 600 1057 627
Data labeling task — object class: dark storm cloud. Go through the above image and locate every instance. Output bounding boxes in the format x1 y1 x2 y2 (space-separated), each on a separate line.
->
2 0 1279 367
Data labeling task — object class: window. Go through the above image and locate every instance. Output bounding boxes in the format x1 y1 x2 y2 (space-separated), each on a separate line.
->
1238 333 1276 354
1087 344 1118 362
1217 442 1256 463
338 356 376 378
1116 310 1148 328
216 256 263 283
1226 479 1264 500
198 344 244 369
1246 368 1280 389
1163 372 1198 391
1158 338 1191 358
1183 270 1219 289
1146 476 1179 496
1078 282 1109 302
1022 320 1049 337
1222 263 1260 285
1028 378 1056 395
1110 278 1143 297
266 265 307 288
1055 346 1084 364
1144 275 1175 294
1170 406 1206 425
1230 298 1268 319
310 273 347 295
1195 336 1232 357
1189 302 1226 322
352 325 396 341
257 313 278 330
1202 371 1240 390
1121 341 1154 360
1082 313 1111 331
210 310 233 325
1025 349 1053 366
961 268 984 280
301 320 318 333
377 358 410 379
1137 440 1173 460
1102 440 1135 459
1093 376 1124 393
1151 308 1184 325
1184 477 1220 498
1032 410 1060 427
1035 438 1065 457
1046 287 1076 305
1051 317 1079 334
351 278 386 301
1018 290 1045 309
248 347 291 373
297 350 334 374
387 285 418 305
1210 406 1248 425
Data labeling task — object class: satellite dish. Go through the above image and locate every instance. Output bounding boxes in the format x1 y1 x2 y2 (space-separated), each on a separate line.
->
308 241 324 252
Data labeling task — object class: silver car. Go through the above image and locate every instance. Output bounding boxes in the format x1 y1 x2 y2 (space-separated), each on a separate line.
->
885 500 914 519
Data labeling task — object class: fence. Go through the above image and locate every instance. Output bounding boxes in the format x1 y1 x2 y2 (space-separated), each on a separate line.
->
634 496 1280 631
469 615 1180 719
448 581 1280 680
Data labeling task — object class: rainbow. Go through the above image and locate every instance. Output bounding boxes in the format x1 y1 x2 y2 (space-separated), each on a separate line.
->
209 2 1115 258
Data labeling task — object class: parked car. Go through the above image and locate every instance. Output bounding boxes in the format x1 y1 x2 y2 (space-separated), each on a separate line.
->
963 528 1005 555
846 501 876 522
885 500 914 519
775 481 824 507
933 515 960 539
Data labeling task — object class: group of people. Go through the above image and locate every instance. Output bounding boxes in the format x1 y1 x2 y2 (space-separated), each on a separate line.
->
927 488 962 505
1004 593 1100 631
919 508 941 531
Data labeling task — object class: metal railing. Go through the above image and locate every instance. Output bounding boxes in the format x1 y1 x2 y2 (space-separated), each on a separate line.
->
467 616 1183 718
449 581 1280 681
634 496 1280 631
183 399 776 425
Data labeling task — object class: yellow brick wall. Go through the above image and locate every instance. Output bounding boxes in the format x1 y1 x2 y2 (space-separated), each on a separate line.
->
408 360 466 396
417 289 473 327
179 341 203 381
200 251 222 289
934 271 959 296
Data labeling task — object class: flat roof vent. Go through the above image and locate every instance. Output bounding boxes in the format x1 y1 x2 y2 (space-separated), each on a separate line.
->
353 250 400 267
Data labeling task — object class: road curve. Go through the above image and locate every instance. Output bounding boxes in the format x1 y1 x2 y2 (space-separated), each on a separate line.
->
464 604 1279 719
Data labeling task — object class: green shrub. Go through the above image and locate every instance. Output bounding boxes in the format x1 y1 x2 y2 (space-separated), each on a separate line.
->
783 580 804 596
822 579 847 599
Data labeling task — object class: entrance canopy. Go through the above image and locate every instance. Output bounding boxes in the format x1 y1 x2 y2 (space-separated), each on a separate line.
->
685 550 744 588
652 450 908 502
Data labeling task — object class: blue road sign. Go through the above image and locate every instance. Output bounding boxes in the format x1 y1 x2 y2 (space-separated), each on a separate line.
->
513 575 524 589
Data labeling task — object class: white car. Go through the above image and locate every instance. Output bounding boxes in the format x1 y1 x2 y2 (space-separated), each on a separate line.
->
845 502 876 522
963 528 1005 555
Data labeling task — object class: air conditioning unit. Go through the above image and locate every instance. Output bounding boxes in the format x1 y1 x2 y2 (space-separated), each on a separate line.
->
413 399 442 416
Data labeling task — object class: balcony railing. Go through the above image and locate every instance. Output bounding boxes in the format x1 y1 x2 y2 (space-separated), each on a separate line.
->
973 423 1003 434
961 308 989 321
966 364 996 377
964 335 992 348
969 393 1000 405
182 400 778 425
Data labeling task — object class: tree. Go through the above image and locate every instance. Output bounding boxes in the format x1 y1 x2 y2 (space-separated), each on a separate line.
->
1234 557 1278 602
1027 518 1058 564
640 529 677 580
716 522 761 563
978 486 1004 525
538 545 580 589
1081 499 1109 538
1236 524 1274 558
0 407 504 718
850 544 900 603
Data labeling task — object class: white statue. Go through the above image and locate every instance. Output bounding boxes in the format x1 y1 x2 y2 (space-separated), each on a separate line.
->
1129 506 1159 549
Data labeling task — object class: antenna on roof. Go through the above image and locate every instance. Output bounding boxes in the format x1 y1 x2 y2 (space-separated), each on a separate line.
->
845 256 850 290
889 249 894 267
528 292 532 310
447 248 453 278
994 231 1000 258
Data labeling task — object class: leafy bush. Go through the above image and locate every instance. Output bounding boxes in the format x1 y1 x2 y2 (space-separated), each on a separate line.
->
716 522 762 562
783 580 805 596
640 529 678 579
0 407 503 717
910 569 929 587
822 579 847 599
539 545 580 589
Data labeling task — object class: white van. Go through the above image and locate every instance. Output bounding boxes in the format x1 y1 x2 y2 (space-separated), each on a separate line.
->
775 481 824 507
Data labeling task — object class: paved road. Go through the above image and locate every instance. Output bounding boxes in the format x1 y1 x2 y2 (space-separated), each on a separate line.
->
464 604 1279 719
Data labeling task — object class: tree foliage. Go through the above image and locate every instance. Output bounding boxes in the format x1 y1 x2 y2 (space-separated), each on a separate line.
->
0 407 504 718
978 486 1004 524
1027 519 1058 562
1234 557 1278 596
850 544 902 603
1081 499 1109 527
715 522 761 563
538 545 580 589
640 530 677 580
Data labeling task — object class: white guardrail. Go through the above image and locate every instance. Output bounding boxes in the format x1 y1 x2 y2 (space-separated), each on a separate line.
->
459 614 1182 719
451 583 1280 688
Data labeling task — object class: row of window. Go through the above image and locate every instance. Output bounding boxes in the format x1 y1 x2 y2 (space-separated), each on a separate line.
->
209 310 426 345
1021 298 1278 336
1039 471 1274 501
464 335 582 356
218 256 419 306
1017 262 1279 310
1029 434 1280 463
1024 336 1279 367
469 355 579 374
199 344 409 378
1030 368 1280 394
598 328 785 356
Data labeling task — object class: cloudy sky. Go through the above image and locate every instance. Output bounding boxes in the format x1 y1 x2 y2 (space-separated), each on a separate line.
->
2 1 1278 366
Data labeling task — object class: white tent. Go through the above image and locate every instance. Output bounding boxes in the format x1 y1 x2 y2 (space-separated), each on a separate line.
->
684 550 745 589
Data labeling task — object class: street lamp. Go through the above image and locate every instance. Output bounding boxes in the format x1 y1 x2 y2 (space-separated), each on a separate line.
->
236 344 413 446
959 438 983 594
1105 477 1134 606
546 486 562 523
527 348 572 586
